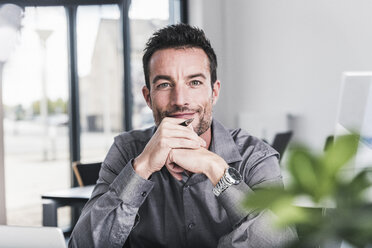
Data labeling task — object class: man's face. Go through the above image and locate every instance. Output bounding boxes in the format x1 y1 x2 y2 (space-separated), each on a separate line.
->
143 47 220 136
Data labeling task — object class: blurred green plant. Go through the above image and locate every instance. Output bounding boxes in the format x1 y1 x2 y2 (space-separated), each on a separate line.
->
243 134 372 248
32 97 67 115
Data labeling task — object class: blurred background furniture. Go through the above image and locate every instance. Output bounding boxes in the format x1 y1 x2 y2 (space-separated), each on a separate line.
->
41 161 100 234
271 131 293 162
72 161 101 187
323 135 334 151
42 185 94 233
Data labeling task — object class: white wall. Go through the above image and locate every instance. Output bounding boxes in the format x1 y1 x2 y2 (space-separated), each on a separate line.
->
0 64 5 224
189 0 372 150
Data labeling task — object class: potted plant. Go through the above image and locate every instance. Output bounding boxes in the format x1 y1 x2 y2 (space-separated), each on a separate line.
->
243 134 372 248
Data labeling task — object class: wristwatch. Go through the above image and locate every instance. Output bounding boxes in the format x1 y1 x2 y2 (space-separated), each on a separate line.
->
213 167 242 196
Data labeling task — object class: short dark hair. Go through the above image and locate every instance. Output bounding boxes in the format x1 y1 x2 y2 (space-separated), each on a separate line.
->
142 23 218 89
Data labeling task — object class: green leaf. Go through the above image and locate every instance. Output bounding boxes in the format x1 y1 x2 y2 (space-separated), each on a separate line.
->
242 187 289 211
288 148 320 198
322 134 359 176
272 204 309 227
336 170 372 207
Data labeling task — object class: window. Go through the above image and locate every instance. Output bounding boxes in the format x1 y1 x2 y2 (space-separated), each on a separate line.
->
3 6 70 226
0 0 186 228
130 0 182 129
77 5 123 162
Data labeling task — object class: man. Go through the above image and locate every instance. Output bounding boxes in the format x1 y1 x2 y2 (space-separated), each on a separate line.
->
69 24 297 248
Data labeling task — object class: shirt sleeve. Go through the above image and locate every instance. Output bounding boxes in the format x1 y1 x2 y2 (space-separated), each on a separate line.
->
68 141 154 248
216 155 298 247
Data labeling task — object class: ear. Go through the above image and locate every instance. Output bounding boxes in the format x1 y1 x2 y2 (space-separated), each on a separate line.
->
211 80 221 105
142 86 152 109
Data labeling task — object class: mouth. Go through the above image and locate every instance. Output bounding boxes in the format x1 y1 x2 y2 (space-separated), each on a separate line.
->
168 112 195 119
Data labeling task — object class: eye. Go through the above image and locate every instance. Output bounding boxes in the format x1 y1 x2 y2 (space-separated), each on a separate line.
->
156 82 171 89
190 80 202 86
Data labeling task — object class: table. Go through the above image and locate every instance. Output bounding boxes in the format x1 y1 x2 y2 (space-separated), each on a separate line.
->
41 186 94 228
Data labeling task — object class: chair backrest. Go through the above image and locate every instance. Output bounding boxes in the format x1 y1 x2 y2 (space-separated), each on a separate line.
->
271 131 293 162
72 161 102 187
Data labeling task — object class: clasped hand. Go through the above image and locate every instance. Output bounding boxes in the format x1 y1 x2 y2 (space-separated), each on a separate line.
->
133 117 227 184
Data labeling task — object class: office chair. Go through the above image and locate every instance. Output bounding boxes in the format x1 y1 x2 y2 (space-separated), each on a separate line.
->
72 161 102 187
323 135 334 151
271 131 293 162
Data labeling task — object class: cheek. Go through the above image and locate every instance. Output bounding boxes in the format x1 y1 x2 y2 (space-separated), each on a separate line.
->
151 93 169 110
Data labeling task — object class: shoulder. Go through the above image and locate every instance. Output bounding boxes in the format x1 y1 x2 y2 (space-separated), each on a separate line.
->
102 126 155 177
107 126 155 162
114 126 154 147
230 128 283 188
229 128 279 165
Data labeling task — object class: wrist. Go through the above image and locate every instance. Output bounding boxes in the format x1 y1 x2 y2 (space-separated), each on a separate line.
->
133 155 152 179
205 158 228 186
213 167 243 196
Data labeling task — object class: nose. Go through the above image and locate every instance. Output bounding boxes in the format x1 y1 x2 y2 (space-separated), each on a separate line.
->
171 84 189 106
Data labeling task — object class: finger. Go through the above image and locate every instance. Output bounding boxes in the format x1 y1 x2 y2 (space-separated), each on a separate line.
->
165 155 185 172
161 123 206 147
157 119 206 147
160 127 205 146
170 163 185 173
170 171 183 181
161 117 188 125
166 153 185 178
165 164 183 180
164 137 203 149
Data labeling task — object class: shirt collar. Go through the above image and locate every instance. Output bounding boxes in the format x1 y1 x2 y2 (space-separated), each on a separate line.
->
210 119 242 164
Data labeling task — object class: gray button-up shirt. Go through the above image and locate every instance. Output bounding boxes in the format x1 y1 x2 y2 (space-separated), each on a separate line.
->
69 120 297 248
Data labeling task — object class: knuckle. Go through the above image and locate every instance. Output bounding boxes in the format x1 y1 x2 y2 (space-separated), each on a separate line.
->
158 128 165 136
168 149 174 158
162 117 171 124
160 122 171 131
159 137 168 148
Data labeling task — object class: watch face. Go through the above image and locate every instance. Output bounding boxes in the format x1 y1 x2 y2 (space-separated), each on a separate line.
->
227 167 242 184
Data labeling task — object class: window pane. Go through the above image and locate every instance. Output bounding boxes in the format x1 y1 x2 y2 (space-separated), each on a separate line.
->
3 6 70 226
77 5 123 162
130 0 181 129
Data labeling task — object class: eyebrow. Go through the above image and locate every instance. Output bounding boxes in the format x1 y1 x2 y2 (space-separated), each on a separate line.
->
152 75 173 85
151 73 207 85
187 73 206 80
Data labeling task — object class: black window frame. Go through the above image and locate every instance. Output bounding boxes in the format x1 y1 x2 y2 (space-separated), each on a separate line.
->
2 0 188 167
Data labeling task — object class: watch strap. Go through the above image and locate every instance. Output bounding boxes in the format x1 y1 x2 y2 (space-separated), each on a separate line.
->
213 168 233 196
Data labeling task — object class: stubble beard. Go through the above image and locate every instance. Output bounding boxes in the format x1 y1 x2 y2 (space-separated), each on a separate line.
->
152 99 213 136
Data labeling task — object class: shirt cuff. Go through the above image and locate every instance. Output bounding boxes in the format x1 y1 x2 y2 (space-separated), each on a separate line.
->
110 159 155 208
217 182 253 227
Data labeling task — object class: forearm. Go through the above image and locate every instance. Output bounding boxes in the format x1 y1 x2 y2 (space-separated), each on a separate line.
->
216 181 297 247
69 161 154 248
69 191 138 248
217 209 298 248
204 156 228 186
216 154 298 247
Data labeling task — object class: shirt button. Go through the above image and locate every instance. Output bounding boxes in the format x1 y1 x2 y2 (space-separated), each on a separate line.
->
188 223 195 229
141 191 147 197
184 185 190 190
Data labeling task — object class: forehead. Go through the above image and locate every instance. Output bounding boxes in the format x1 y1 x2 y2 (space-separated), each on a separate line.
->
148 47 210 78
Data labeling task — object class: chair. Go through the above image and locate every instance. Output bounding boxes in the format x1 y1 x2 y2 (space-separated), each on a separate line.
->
72 161 102 187
323 135 334 151
271 131 293 162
